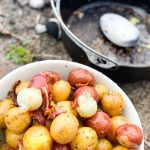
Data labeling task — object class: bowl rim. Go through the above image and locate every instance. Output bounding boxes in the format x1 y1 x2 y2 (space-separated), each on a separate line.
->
0 60 144 149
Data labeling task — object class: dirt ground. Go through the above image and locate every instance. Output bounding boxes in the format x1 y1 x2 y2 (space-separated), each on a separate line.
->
0 0 150 149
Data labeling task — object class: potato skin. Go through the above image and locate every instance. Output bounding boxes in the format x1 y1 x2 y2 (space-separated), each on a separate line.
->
107 116 130 144
86 111 112 138
56 101 78 117
53 80 71 102
67 68 96 88
50 113 79 144
0 99 15 128
94 84 108 101
70 127 98 150
112 145 129 150
101 92 124 117
96 138 113 150
5 107 31 133
23 126 53 150
74 86 99 102
15 81 30 95
5 129 24 149
115 124 143 149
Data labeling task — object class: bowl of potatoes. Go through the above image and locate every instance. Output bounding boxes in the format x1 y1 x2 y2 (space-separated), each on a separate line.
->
0 60 144 150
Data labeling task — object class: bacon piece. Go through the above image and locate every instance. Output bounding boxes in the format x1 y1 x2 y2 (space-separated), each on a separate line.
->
29 74 49 92
7 80 21 105
39 71 60 84
17 141 24 150
30 110 46 125
44 101 66 119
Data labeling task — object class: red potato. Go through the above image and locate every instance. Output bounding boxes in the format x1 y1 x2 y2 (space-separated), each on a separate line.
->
86 111 112 138
29 71 60 93
107 116 130 144
67 68 96 88
73 86 99 103
115 124 143 149
52 142 71 150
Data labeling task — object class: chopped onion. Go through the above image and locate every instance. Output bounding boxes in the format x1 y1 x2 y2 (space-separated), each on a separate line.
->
17 88 43 111
76 92 97 118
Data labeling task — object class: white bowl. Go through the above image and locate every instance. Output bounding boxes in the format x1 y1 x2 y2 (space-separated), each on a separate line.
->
0 60 144 149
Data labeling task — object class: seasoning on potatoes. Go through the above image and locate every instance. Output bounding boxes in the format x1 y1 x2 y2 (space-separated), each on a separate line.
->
86 111 112 138
52 142 71 150
115 124 143 149
70 127 98 150
96 138 113 150
74 86 99 102
15 81 30 95
5 129 24 149
0 99 15 128
76 92 97 118
56 101 78 117
17 88 43 111
53 80 71 102
107 115 130 144
94 84 108 101
101 91 124 117
50 113 79 144
23 126 53 150
5 107 31 133
112 145 129 150
68 68 96 88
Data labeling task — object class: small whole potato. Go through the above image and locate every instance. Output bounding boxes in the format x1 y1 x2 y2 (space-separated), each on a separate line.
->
94 84 108 101
53 80 71 102
0 99 15 128
101 91 124 117
112 145 129 150
15 81 30 95
23 126 53 150
67 68 96 88
56 101 78 117
86 111 112 138
50 113 79 144
107 115 130 144
5 107 31 133
96 138 113 150
5 129 24 149
70 127 98 150
115 124 143 149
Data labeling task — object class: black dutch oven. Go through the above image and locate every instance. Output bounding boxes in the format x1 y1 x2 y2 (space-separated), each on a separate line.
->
50 0 150 82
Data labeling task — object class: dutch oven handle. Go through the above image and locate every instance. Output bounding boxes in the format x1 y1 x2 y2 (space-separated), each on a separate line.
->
50 0 119 70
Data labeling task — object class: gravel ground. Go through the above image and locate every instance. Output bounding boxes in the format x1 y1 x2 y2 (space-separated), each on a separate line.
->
0 0 150 149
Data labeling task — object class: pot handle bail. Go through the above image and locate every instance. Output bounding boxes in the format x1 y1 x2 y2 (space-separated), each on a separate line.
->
82 46 118 70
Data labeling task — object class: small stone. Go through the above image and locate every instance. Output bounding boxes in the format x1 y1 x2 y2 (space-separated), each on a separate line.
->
29 0 45 9
18 0 30 6
46 18 62 40
35 24 47 34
